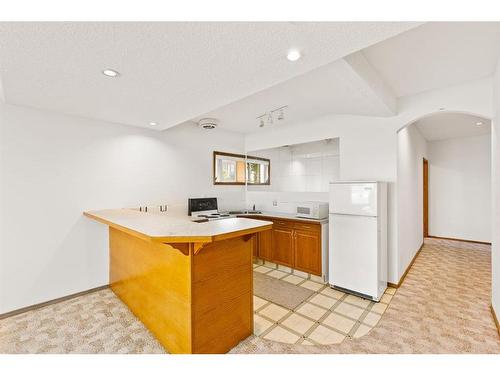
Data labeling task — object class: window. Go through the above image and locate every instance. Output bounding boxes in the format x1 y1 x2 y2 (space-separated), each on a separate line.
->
213 151 270 185
246 157 270 184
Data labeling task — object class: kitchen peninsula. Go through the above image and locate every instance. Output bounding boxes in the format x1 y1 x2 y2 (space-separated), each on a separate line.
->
84 209 272 354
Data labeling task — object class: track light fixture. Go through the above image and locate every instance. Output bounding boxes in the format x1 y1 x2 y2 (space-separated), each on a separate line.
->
256 106 288 128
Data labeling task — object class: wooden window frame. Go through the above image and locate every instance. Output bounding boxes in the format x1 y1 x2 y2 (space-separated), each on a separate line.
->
213 151 271 186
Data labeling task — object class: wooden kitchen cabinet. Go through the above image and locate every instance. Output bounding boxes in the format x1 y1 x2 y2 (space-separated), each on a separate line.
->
257 229 273 261
272 226 294 267
242 215 323 276
294 229 321 275
252 234 259 257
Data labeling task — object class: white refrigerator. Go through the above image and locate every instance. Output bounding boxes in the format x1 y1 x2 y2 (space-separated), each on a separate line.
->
328 181 387 301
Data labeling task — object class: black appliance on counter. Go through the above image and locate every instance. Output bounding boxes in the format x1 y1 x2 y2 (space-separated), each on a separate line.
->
188 197 233 220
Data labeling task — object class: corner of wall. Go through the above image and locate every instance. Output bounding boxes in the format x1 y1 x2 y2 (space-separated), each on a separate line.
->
492 59 500 313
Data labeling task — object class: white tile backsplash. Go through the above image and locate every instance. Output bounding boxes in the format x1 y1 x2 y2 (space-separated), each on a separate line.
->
323 155 340 176
305 157 322 176
246 191 329 213
306 175 322 192
248 138 339 194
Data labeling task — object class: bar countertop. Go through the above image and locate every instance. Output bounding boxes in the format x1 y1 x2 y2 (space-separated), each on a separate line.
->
84 208 273 243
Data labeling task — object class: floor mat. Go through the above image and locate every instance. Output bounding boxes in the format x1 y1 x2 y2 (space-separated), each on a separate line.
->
253 272 315 310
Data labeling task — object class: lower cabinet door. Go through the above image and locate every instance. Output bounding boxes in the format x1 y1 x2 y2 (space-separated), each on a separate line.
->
258 229 273 260
294 229 321 276
272 227 294 267
252 233 259 257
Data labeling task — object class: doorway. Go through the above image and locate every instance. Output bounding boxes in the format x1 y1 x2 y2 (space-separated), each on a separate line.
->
423 158 429 238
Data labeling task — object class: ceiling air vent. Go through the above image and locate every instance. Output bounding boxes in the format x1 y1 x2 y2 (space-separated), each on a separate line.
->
198 118 218 130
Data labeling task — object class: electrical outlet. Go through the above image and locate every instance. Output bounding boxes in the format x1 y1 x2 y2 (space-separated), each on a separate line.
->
272 200 278 207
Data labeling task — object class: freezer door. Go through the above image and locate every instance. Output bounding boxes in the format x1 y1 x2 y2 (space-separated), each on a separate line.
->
329 214 379 298
329 182 378 216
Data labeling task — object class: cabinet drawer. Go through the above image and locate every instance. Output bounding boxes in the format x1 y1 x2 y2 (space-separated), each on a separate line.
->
273 219 291 227
294 222 321 232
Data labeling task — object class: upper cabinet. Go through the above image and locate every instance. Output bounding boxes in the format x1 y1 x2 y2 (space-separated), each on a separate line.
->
213 151 270 185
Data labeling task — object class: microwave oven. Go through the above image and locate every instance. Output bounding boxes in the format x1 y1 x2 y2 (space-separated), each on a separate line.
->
296 202 329 220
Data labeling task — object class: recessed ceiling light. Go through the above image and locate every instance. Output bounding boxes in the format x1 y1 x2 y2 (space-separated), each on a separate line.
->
287 49 301 62
476 121 484 126
149 122 158 126
102 69 120 77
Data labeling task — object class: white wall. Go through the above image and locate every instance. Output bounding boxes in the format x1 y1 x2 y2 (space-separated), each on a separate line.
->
397 124 427 277
492 61 500 316
428 134 491 243
0 102 245 314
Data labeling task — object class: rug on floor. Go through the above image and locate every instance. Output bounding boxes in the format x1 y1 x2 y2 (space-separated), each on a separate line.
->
253 272 315 310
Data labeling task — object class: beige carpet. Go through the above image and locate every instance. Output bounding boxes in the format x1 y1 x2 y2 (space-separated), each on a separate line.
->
0 238 499 354
0 288 165 354
253 272 315 310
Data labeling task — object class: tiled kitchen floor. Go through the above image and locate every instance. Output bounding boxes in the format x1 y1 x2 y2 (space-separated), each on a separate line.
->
253 262 395 345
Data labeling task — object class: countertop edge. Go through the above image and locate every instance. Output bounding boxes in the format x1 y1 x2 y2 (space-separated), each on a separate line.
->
235 212 328 224
84 211 273 243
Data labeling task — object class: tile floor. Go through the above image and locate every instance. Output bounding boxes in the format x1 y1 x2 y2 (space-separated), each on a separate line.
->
253 262 395 345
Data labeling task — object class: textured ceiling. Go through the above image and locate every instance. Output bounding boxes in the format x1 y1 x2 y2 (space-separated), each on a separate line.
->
191 57 397 133
414 112 491 141
186 22 500 134
0 22 419 130
363 22 500 97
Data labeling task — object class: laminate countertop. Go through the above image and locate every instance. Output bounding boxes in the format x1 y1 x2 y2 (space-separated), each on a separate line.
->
84 208 273 243
234 211 329 224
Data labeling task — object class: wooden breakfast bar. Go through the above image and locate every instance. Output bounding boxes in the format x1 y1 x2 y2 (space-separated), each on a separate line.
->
84 209 272 354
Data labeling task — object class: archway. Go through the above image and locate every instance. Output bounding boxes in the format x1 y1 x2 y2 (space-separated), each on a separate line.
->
396 110 492 284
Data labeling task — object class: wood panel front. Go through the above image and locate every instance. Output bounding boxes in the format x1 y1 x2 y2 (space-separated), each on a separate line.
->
252 233 259 257
294 229 322 275
109 227 192 354
248 216 323 275
272 225 294 267
258 229 273 260
293 222 320 232
192 235 253 353
109 227 255 354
